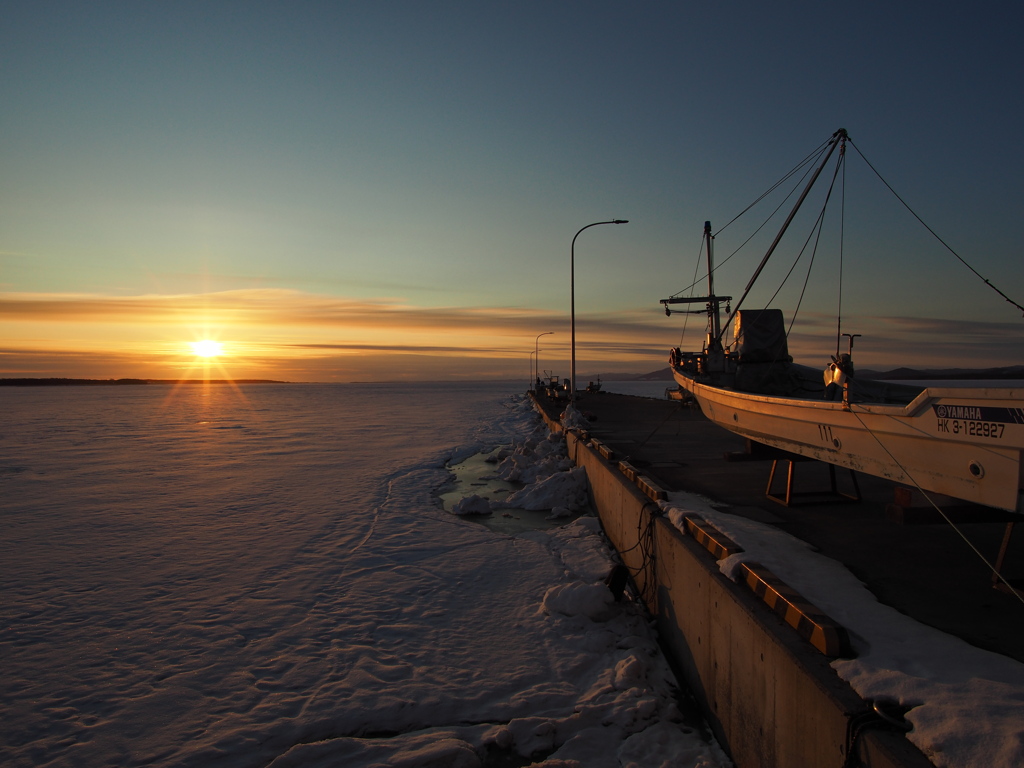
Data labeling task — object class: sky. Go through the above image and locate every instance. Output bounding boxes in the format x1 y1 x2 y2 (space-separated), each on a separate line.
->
2 1 1023 382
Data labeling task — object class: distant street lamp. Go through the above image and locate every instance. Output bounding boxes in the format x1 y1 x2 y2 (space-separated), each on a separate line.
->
529 350 536 392
571 219 628 403
534 331 553 391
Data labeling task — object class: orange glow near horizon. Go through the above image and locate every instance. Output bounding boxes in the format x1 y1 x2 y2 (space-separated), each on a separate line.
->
2 289 1020 381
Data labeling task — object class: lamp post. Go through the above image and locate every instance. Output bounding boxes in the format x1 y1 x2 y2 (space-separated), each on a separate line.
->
529 350 536 392
534 331 553 392
571 219 628 403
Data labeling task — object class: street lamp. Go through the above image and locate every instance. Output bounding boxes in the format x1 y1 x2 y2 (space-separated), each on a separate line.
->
529 350 536 392
571 219 628 403
534 331 553 391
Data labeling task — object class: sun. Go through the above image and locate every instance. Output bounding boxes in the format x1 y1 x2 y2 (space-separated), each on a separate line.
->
190 339 224 357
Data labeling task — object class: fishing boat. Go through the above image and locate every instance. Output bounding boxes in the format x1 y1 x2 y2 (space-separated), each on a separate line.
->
662 129 1024 513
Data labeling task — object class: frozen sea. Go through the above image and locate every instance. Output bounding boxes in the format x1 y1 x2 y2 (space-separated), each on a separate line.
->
0 382 727 768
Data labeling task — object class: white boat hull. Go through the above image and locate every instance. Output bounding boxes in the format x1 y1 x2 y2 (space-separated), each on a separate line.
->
674 372 1024 513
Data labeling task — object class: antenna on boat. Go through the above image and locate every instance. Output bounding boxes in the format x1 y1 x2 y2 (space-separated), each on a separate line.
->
843 332 861 356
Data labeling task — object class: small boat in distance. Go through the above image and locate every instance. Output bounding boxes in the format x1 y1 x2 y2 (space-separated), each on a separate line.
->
539 373 571 400
663 130 1024 513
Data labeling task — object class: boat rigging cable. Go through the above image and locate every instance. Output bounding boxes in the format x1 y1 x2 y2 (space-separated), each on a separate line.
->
668 130 1024 342
675 230 711 348
708 162 844 393
836 155 846 357
716 137 831 237
674 135 846 360
713 129 847 346
664 142 827 302
849 407 1024 609
761 140 846 340
847 139 1024 317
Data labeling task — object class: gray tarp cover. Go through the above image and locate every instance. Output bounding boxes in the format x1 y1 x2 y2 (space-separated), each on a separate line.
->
733 309 792 363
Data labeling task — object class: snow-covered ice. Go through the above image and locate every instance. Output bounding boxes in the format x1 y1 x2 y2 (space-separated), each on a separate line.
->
662 491 1024 768
0 382 728 768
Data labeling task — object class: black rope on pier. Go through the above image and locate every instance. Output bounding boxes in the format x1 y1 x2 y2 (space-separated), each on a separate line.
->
843 701 912 768
639 404 686 448
613 499 661 606
568 427 582 465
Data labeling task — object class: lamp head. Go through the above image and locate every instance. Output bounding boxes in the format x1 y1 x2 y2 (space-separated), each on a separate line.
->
613 219 628 224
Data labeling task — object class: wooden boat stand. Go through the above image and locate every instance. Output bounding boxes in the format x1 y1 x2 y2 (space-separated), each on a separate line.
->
765 455 861 507
992 522 1023 598
724 439 861 507
886 486 1022 596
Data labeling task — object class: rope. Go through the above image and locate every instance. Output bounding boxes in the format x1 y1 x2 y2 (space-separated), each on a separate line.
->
716 138 831 237
848 139 1024 317
677 231 709 348
639 404 685 448
746 164 837 368
665 150 823 301
843 704 910 768
700 133 841 390
724 178 830 390
615 500 660 605
848 406 1024 608
667 140 837 384
836 150 847 357
784 149 845 339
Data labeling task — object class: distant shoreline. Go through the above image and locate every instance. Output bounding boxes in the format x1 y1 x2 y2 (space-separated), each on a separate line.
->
0 378 288 386
614 365 1024 382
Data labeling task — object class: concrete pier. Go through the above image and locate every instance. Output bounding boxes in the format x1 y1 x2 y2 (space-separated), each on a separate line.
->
532 390 1024 768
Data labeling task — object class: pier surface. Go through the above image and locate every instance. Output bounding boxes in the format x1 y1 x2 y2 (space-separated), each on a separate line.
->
540 390 1023 663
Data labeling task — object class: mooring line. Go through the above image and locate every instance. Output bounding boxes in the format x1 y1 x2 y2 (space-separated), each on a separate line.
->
848 407 1024 608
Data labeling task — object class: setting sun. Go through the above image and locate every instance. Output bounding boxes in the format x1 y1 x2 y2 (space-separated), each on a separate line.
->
190 340 223 357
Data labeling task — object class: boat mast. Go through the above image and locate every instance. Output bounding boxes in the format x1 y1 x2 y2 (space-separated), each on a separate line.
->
705 221 722 343
714 128 848 345
660 221 732 355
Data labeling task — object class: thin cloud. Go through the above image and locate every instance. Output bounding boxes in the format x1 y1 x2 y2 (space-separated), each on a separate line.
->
3 291 1020 379
872 315 1023 338
0 288 672 336
288 342 527 355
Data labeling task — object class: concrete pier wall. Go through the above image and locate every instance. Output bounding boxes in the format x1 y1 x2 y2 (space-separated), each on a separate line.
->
564 429 932 768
